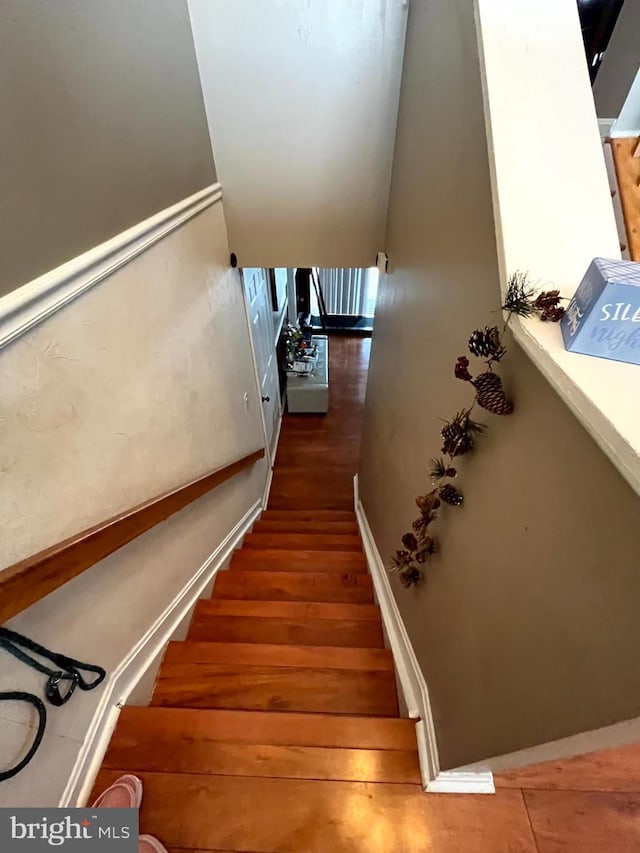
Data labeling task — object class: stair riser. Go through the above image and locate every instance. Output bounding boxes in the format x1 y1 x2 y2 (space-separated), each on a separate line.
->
111 708 418 752
213 572 373 604
188 616 384 648
163 641 392 671
197 599 379 620
151 664 399 716
231 551 368 573
261 509 356 522
102 741 420 784
243 534 362 552
254 521 359 535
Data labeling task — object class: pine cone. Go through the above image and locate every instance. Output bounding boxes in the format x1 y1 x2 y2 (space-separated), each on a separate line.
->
401 532 418 552
399 566 423 588
420 535 437 555
476 388 514 415
468 326 506 361
439 484 463 506
472 371 502 394
474 371 513 414
534 290 561 311
541 306 565 322
441 411 485 457
412 516 428 533
390 549 412 571
441 423 473 457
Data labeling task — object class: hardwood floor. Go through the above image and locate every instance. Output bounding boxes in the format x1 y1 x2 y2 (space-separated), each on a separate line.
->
93 335 640 851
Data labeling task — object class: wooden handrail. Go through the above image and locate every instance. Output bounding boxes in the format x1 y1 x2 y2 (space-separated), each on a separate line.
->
0 448 265 624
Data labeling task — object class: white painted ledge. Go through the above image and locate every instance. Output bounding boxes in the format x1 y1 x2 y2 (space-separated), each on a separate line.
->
0 183 222 351
512 317 640 495
475 0 640 496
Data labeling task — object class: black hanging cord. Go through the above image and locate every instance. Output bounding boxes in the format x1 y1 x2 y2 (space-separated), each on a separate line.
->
0 628 106 705
0 627 106 781
0 692 46 782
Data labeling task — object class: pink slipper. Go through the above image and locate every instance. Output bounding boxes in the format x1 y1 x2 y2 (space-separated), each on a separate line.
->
139 837 168 852
92 774 143 809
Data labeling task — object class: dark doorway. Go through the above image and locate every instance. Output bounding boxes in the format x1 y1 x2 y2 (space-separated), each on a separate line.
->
578 0 626 82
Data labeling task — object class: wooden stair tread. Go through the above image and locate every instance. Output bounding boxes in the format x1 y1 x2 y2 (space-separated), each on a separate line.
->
253 519 359 535
260 509 356 523
151 661 399 715
188 614 383 647
243 532 362 552
109 707 418 751
103 739 419 784
197 599 379 620
91 771 429 853
213 569 373 603
164 640 392 670
230 549 367 573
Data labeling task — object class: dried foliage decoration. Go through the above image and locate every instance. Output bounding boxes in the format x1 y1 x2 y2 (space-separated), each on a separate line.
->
389 271 565 588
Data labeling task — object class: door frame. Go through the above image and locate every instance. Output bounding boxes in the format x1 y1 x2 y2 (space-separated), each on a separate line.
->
239 267 282 483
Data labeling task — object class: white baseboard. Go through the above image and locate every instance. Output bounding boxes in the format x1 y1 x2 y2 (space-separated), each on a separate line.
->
353 475 494 795
465 713 640 775
60 497 262 807
0 183 221 352
598 118 616 138
262 413 283 510
426 770 496 795
262 466 274 511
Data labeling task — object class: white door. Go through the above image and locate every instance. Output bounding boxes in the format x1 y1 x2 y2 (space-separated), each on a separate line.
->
242 267 280 456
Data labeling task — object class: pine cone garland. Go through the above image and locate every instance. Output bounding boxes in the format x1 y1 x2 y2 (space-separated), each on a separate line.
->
439 484 463 506
468 326 506 361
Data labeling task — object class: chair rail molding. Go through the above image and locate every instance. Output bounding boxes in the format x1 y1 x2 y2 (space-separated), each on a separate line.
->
0 183 222 351
0 447 264 624
353 475 495 795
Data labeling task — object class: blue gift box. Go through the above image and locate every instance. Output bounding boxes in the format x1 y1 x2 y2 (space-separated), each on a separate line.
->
561 257 640 365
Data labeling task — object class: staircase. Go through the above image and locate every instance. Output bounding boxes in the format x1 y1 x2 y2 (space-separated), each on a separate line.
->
92 509 421 851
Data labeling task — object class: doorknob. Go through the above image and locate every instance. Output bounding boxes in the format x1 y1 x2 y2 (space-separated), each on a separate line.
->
261 395 271 403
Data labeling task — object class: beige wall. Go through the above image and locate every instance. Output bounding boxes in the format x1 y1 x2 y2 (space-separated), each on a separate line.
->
0 201 268 805
188 0 407 268
0 0 216 297
593 0 640 119
359 0 640 770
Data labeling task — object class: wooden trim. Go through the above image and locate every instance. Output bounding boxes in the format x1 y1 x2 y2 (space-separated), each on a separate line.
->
0 448 264 624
